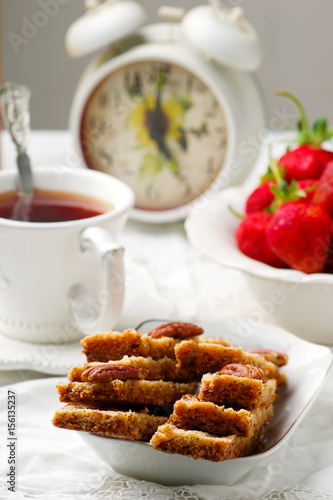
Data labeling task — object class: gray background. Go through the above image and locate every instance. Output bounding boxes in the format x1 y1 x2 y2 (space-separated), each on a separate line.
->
2 0 333 130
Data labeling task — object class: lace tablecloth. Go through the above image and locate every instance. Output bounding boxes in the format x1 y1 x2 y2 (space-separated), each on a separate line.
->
0 131 333 500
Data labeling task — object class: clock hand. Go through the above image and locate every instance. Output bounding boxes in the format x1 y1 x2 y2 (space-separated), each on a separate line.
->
153 134 179 176
149 69 180 177
154 69 163 121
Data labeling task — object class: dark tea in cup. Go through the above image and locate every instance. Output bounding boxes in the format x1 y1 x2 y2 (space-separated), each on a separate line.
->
0 189 114 222
0 165 134 343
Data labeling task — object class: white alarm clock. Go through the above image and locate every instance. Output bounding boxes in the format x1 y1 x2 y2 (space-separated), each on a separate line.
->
66 0 267 222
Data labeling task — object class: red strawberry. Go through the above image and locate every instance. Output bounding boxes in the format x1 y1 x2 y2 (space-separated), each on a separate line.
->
236 212 285 268
245 181 276 214
312 161 333 216
277 91 333 181
245 160 310 216
314 148 333 167
262 160 311 212
297 179 317 203
266 202 331 273
279 144 333 182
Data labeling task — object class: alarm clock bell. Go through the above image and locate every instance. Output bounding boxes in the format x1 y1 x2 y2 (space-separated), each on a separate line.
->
65 0 267 223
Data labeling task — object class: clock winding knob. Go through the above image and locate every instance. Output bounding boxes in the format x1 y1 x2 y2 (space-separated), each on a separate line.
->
228 7 244 24
158 6 186 22
84 0 101 11
182 3 262 72
65 0 146 58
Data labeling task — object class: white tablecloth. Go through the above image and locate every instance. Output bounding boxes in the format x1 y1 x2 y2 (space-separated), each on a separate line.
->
0 131 333 500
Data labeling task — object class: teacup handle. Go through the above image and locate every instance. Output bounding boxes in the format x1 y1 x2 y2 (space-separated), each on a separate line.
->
68 226 124 335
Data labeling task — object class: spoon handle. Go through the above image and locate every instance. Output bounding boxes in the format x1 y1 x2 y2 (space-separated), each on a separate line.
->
16 151 34 196
0 82 34 196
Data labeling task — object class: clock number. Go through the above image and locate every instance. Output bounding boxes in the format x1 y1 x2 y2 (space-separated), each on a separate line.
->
186 76 194 94
215 126 227 148
125 71 144 99
145 180 161 203
88 115 113 136
97 147 113 168
189 122 208 139
145 63 171 90
99 89 109 108
194 81 206 94
99 87 131 120
205 96 219 118
183 181 192 198
206 157 218 182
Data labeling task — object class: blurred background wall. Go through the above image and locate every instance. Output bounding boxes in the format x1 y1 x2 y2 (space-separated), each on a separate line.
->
2 0 333 130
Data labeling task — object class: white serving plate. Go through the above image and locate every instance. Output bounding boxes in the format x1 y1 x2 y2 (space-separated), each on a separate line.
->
80 318 333 486
185 186 333 344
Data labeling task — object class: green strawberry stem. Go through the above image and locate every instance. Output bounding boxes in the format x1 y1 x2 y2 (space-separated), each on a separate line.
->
261 164 285 184
276 90 310 138
228 205 245 219
266 158 307 212
277 90 333 147
270 158 283 184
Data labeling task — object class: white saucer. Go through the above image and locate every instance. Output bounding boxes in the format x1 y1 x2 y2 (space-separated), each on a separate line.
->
0 332 85 375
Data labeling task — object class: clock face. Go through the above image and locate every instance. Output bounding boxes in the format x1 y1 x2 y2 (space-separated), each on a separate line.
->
80 60 228 211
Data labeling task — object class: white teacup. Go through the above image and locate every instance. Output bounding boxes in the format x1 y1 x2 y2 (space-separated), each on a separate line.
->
0 166 135 343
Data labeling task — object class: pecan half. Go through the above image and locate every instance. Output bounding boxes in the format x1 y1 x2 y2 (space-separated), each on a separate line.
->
147 322 203 339
81 364 142 382
252 348 288 367
219 363 268 382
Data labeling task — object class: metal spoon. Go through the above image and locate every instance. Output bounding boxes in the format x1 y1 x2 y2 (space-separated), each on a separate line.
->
0 82 34 221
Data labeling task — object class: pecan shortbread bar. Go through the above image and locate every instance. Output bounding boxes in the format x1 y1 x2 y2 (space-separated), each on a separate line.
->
68 356 197 383
251 348 288 367
170 395 274 437
175 340 284 384
81 323 230 362
198 364 277 408
52 403 169 441
150 423 260 462
57 379 198 406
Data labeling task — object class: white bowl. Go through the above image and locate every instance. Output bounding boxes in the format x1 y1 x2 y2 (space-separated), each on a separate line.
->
185 186 333 345
79 319 332 486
